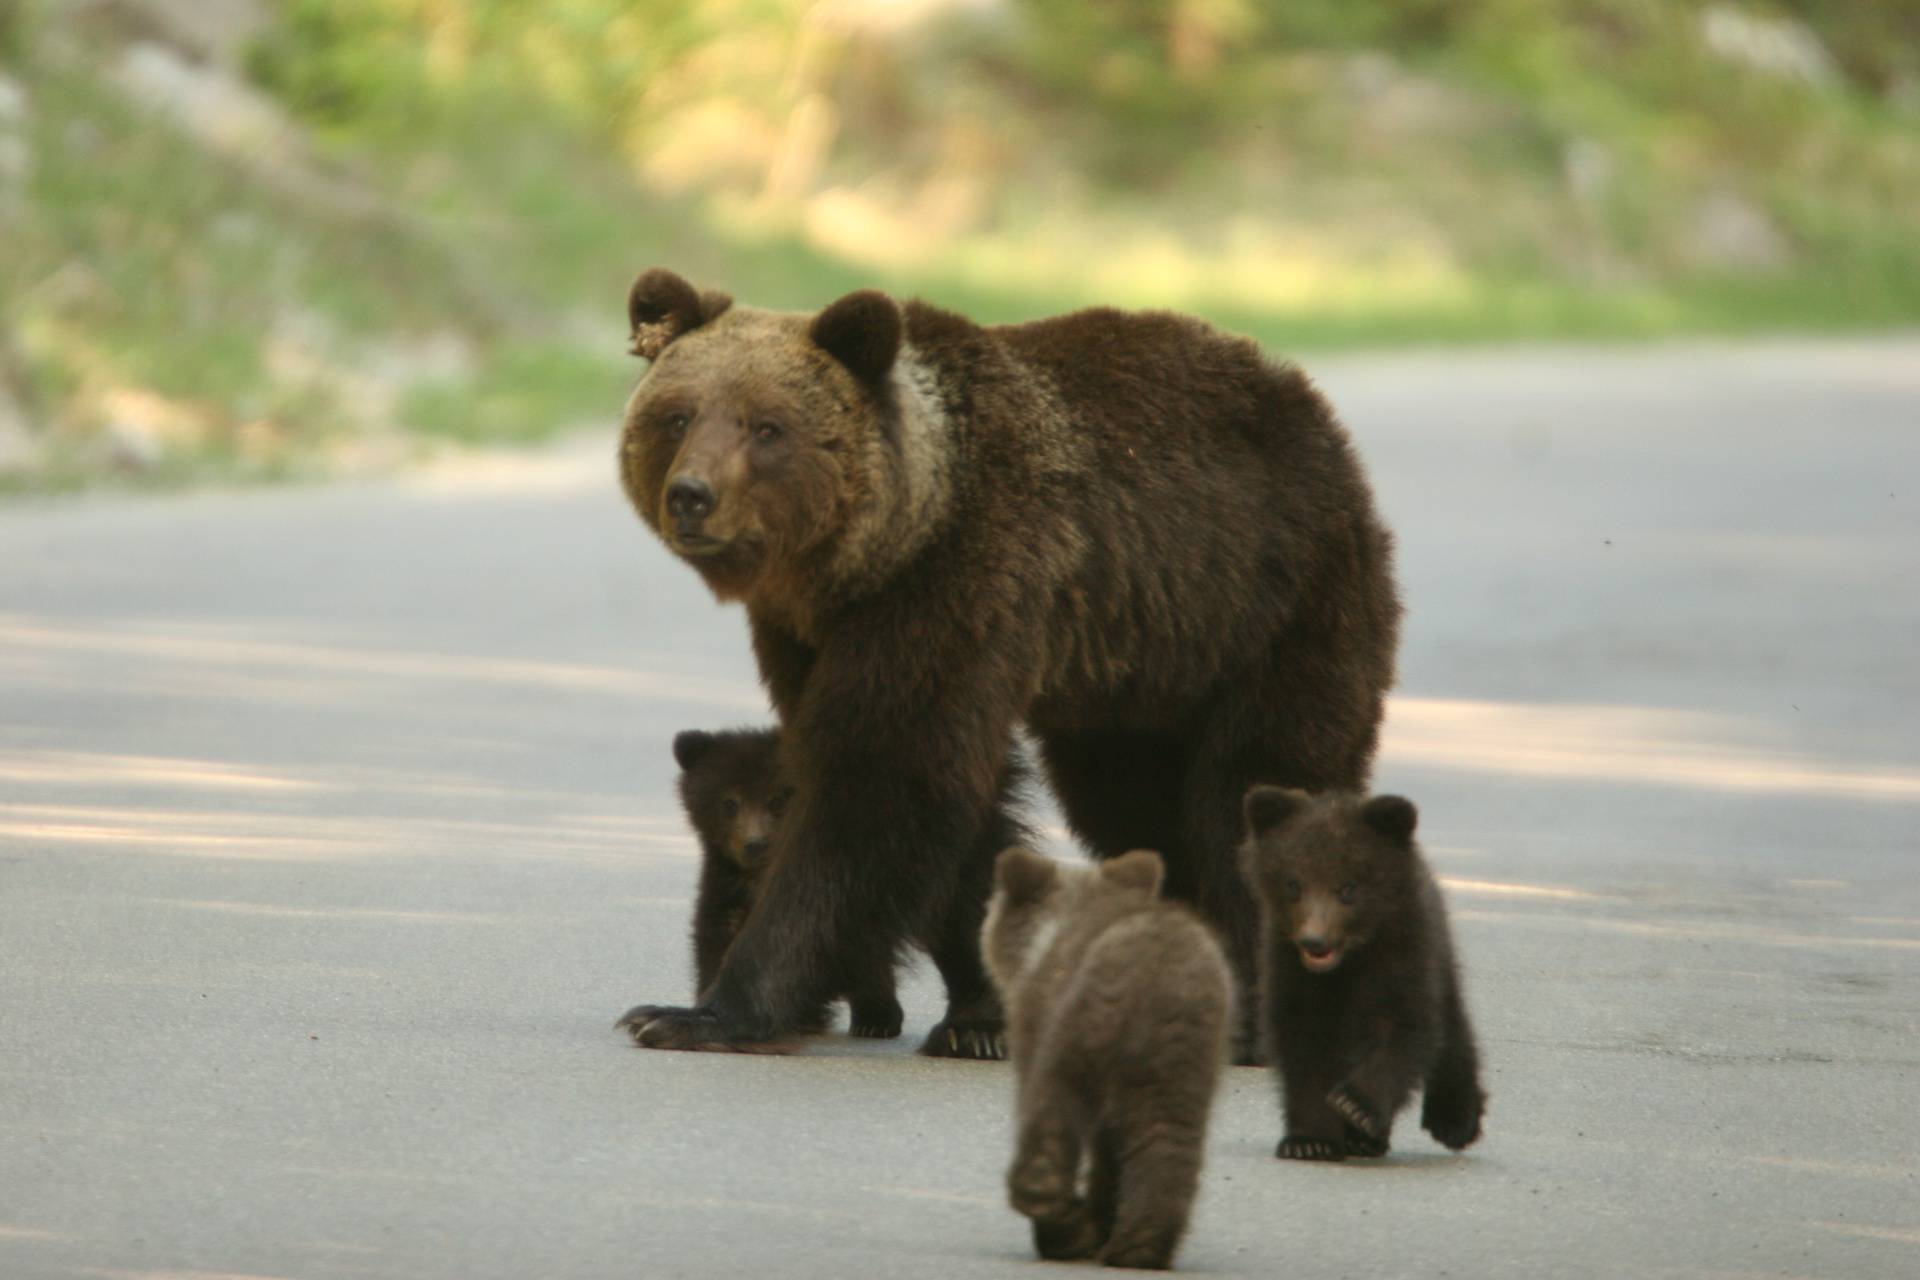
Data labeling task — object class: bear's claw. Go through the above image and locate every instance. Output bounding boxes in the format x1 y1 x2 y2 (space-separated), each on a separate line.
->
615 1004 791 1053
1277 1136 1344 1162
1327 1086 1382 1138
920 1019 1007 1060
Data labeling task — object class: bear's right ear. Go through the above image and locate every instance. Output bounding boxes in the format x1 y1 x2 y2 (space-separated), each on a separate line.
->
672 730 715 772
1361 794 1418 844
628 269 731 360
809 289 901 387
1244 785 1311 837
1101 849 1165 896
994 846 1059 902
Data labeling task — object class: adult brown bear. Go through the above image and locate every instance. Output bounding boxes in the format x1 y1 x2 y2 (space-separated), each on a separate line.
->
615 270 1399 1059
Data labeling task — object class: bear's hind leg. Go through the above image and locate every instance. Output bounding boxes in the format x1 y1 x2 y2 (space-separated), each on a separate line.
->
1097 1113 1205 1270
1420 969 1486 1150
1010 1096 1100 1260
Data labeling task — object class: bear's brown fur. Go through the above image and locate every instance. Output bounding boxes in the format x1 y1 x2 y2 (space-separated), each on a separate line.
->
984 847 1231 1270
615 271 1400 1058
1240 787 1486 1160
672 727 903 1038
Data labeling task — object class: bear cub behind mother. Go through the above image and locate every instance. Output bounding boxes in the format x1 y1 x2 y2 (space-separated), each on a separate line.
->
616 269 1400 1059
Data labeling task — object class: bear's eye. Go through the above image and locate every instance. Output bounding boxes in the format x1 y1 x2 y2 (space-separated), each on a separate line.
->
720 797 739 818
662 412 690 441
768 788 794 818
1338 881 1357 905
1284 877 1302 902
751 420 785 445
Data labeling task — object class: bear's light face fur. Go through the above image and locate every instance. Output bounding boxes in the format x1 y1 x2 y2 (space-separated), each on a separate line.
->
618 274 952 628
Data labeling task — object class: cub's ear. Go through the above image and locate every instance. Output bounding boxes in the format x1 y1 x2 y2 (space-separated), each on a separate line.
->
1244 785 1311 837
1361 794 1419 844
671 730 716 772
994 846 1059 902
1101 849 1165 896
809 289 900 386
628 269 730 360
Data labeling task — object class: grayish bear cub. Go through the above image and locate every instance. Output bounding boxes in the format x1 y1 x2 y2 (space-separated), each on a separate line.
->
1240 788 1486 1161
984 847 1232 1270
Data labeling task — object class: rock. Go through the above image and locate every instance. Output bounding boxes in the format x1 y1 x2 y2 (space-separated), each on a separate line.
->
0 383 40 477
1701 5 1839 89
1687 189 1791 271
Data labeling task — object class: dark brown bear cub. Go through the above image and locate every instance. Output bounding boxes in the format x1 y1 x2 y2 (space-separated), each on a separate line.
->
1240 787 1486 1160
673 728 903 1038
984 847 1232 1270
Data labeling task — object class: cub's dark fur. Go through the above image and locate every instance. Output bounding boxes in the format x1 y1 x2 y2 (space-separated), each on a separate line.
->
672 726 1033 1052
1240 787 1486 1160
616 270 1399 1059
984 848 1231 1271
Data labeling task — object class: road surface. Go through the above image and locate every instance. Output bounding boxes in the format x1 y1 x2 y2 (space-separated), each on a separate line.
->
2 337 1917 1278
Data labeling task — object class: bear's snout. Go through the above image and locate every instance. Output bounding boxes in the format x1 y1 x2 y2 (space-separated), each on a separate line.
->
666 474 718 533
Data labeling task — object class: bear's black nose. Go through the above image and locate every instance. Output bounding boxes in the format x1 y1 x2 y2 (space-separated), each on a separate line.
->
742 837 771 864
666 475 717 524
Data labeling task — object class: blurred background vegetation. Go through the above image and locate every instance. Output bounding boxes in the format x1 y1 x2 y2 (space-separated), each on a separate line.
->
1 0 1916 490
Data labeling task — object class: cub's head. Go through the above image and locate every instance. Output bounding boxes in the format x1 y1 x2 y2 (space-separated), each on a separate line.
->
672 728 792 873
1239 787 1421 974
982 847 1165 994
618 269 931 605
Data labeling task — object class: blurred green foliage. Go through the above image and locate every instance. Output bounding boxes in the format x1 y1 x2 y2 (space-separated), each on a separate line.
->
3 0 1917 490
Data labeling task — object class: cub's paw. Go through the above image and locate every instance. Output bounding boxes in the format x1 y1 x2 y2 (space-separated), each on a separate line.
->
1421 1090 1486 1151
1097 1239 1175 1270
1343 1125 1389 1158
920 1017 1007 1061
1327 1086 1384 1139
846 995 905 1040
1008 1153 1076 1221
1030 1207 1104 1261
614 1004 790 1054
1276 1136 1345 1162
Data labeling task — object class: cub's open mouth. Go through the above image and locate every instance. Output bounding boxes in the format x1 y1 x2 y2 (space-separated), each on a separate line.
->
1298 941 1342 973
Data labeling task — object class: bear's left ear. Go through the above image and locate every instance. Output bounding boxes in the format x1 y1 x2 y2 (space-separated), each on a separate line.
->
1101 849 1165 896
1244 785 1311 837
809 289 900 387
1361 795 1418 844
671 729 716 772
628 269 731 360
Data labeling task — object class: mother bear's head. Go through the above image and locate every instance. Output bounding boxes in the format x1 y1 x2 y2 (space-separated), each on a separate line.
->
617 269 952 611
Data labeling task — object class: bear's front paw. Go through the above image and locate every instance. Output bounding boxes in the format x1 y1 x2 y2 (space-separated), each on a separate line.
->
1327 1086 1384 1139
1277 1136 1345 1162
614 1004 790 1053
846 995 904 1040
920 1016 1007 1061
1421 1089 1485 1151
1343 1125 1389 1158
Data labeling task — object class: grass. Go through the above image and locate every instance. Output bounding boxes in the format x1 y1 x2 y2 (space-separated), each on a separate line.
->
3 0 1918 494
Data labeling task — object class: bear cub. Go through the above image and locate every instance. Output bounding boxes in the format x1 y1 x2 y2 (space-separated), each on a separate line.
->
673 728 903 1038
1240 787 1486 1161
984 847 1232 1270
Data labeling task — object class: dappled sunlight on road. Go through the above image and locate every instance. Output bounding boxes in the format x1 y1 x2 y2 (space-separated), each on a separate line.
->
0 752 319 792
0 795 693 866
151 899 509 924
1457 906 1920 953
0 614 764 714
1386 696 1920 801
1438 876 1617 903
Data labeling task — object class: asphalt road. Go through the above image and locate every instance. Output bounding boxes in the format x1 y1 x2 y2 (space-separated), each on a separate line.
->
2 337 1917 1279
